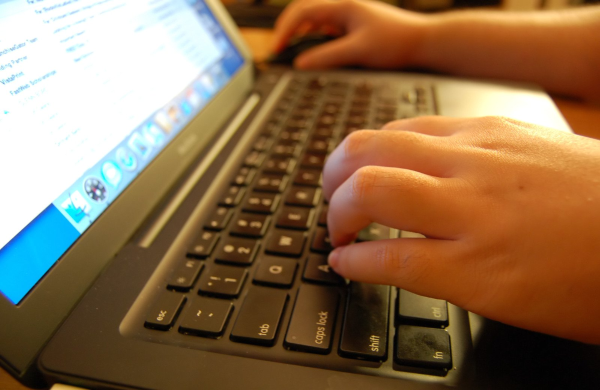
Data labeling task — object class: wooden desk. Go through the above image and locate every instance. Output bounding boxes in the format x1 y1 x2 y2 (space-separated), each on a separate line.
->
2 27 599 390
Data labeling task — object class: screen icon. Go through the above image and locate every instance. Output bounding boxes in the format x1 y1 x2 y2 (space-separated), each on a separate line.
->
186 88 203 108
116 147 137 171
128 132 152 159
154 111 173 134
142 122 165 146
61 190 92 223
83 177 108 202
167 105 182 124
180 100 192 116
101 161 123 187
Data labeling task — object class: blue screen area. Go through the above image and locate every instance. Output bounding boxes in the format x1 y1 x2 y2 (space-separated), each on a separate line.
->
0 0 245 305
0 206 80 304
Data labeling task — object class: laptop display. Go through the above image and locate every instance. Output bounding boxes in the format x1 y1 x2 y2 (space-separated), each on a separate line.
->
3 1 598 389
0 0 243 305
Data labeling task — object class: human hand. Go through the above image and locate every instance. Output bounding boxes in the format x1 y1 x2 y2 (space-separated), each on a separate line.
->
323 116 600 344
272 0 429 70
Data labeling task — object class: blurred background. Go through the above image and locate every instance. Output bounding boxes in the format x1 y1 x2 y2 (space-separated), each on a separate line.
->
221 0 600 28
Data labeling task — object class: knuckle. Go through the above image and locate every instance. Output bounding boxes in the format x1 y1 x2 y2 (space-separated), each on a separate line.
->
374 243 429 286
342 129 375 159
349 165 379 205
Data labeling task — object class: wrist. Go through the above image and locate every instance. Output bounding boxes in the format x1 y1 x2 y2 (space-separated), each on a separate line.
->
407 15 444 70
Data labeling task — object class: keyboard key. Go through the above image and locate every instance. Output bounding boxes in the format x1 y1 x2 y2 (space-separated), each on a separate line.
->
230 213 270 238
272 142 302 158
179 297 233 337
395 326 452 370
313 127 335 139
242 192 280 214
244 150 266 168
286 187 321 207
144 292 186 330
303 254 344 285
167 259 204 292
276 207 315 230
397 290 448 327
301 154 326 169
262 120 280 137
357 223 392 242
187 231 219 259
339 283 390 361
198 265 248 298
230 287 288 346
280 129 308 143
265 230 306 257
307 138 333 154
293 169 322 187
214 237 259 265
284 284 339 354
218 186 246 207
253 135 274 151
204 207 233 231
286 118 309 130
253 257 297 288
311 227 334 254
264 157 296 174
318 206 328 226
254 173 289 193
232 167 256 186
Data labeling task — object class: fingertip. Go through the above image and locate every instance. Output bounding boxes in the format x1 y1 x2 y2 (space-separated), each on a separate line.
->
293 53 313 69
327 246 343 270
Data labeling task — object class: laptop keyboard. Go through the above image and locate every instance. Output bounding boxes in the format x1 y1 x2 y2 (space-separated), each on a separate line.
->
140 74 465 381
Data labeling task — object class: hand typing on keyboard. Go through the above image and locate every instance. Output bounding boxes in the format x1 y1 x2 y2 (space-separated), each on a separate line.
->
323 116 600 345
273 0 600 102
273 0 600 345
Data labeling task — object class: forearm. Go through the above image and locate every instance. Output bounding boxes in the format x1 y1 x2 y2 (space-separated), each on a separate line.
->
413 7 600 101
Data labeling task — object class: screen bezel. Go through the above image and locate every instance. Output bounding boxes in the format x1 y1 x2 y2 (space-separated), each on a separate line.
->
0 0 255 379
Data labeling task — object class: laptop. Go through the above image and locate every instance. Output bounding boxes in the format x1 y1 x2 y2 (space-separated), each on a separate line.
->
2 0 599 389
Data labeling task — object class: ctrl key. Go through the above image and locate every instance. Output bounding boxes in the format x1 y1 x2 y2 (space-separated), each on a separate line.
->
144 292 186 331
395 326 452 370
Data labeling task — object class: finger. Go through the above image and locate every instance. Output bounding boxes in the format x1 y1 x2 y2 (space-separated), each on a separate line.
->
272 0 351 52
294 34 364 69
381 116 468 136
327 238 469 302
322 129 460 201
327 165 471 247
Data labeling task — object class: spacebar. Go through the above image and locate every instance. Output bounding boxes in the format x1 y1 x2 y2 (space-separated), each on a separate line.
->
284 284 339 354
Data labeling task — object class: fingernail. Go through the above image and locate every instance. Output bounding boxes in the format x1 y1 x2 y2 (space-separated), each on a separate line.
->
328 247 342 269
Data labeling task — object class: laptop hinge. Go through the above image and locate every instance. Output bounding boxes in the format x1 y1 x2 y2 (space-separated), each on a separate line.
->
138 93 261 248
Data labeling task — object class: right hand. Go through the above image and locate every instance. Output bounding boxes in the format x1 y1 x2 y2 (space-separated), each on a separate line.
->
272 0 429 70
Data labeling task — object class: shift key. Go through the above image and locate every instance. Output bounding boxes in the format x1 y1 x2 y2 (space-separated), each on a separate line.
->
339 282 390 360
285 284 339 354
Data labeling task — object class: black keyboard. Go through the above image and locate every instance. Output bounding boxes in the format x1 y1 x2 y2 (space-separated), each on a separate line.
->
139 74 470 383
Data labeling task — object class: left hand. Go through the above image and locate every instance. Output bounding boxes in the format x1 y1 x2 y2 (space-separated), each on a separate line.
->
324 116 600 344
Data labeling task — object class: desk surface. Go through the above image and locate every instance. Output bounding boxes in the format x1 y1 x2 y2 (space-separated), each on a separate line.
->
2 27 600 390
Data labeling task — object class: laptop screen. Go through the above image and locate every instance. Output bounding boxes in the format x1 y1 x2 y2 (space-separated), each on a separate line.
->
0 0 244 305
